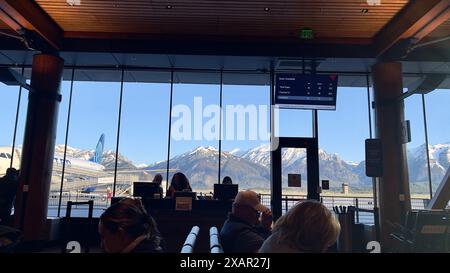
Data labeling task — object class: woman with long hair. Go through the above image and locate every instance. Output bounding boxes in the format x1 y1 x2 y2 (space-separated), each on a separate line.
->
99 198 165 253
166 172 192 198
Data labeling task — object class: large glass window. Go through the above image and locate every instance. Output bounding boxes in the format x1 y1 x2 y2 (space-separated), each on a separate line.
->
404 95 429 196
167 72 221 194
273 78 313 207
12 69 31 171
275 109 313 137
48 74 73 217
0 83 21 175
425 89 450 196
220 73 270 193
318 84 370 195
59 69 122 217
116 71 171 197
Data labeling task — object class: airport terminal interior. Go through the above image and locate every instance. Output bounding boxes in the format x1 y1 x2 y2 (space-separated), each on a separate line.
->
0 0 449 254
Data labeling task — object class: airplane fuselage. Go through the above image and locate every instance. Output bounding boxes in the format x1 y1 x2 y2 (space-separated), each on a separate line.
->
0 146 105 176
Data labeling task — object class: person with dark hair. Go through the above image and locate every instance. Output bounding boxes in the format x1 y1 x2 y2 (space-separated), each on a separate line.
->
222 176 232 185
152 174 164 197
166 172 192 198
0 168 19 226
98 198 165 253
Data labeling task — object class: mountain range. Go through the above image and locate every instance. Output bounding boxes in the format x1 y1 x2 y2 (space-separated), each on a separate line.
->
54 142 450 193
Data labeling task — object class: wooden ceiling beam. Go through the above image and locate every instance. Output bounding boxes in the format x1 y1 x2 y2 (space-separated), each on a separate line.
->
61 35 374 59
0 0 63 50
373 0 450 57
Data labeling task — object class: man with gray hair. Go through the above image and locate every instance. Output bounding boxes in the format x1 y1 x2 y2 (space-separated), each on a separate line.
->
220 190 272 252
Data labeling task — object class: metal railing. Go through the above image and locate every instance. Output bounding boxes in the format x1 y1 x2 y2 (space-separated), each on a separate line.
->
48 191 111 217
48 191 111 207
47 191 431 222
258 193 430 225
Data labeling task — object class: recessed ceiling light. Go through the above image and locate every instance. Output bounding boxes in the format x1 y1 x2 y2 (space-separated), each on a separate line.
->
166 5 173 9
66 0 81 6
264 7 270 12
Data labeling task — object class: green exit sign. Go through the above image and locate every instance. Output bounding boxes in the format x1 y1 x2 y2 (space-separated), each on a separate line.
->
300 28 314 39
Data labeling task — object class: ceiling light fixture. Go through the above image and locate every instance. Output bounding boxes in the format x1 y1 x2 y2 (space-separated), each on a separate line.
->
66 0 81 6
166 5 173 9
264 7 270 12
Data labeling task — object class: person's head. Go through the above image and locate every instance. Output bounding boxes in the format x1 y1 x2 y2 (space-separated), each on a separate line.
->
222 176 232 185
171 172 190 191
273 200 340 252
5 168 19 179
232 190 268 225
99 198 158 253
152 174 163 184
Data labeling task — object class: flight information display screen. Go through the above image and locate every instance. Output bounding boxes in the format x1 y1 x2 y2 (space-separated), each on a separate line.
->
275 73 338 110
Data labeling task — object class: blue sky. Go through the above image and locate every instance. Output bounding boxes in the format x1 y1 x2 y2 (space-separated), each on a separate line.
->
1 81 449 165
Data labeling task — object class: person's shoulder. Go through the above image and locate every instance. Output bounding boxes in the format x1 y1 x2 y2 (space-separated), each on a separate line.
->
258 232 278 253
259 232 300 253
132 237 165 253
221 215 248 235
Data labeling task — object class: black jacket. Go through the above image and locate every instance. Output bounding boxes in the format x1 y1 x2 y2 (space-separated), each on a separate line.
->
0 175 18 224
220 214 271 253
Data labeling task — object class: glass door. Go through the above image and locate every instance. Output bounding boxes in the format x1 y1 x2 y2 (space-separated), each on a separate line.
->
271 137 319 220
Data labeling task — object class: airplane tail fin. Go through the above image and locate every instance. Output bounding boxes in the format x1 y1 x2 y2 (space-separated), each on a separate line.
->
91 134 105 164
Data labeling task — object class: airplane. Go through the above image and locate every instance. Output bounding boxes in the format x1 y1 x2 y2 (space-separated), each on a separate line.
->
0 134 106 183
81 186 97 193
0 147 20 176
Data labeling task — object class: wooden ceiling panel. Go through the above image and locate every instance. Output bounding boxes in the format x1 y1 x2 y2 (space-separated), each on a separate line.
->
0 19 9 29
427 18 450 38
35 0 409 39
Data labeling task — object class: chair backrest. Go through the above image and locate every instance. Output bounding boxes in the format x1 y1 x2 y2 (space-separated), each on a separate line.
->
180 226 200 253
412 210 450 252
62 200 94 253
209 226 223 253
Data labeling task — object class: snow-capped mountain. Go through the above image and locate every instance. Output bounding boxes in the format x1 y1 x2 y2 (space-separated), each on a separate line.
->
228 148 243 156
240 144 272 167
145 146 269 189
240 144 363 189
136 163 149 168
53 142 450 193
54 144 136 170
407 143 450 191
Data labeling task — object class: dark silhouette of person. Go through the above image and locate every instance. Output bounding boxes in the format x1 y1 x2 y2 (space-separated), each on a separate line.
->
99 198 165 253
220 190 272 253
222 176 233 185
152 174 164 197
0 168 20 226
166 172 192 198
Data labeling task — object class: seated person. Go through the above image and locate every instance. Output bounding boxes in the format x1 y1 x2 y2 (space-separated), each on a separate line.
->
99 197 165 253
0 225 22 253
166 172 192 198
0 168 19 226
152 174 164 197
259 200 340 253
222 176 233 185
220 190 272 253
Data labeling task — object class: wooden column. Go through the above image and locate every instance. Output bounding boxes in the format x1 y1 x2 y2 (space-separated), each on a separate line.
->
14 54 64 241
372 61 411 251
